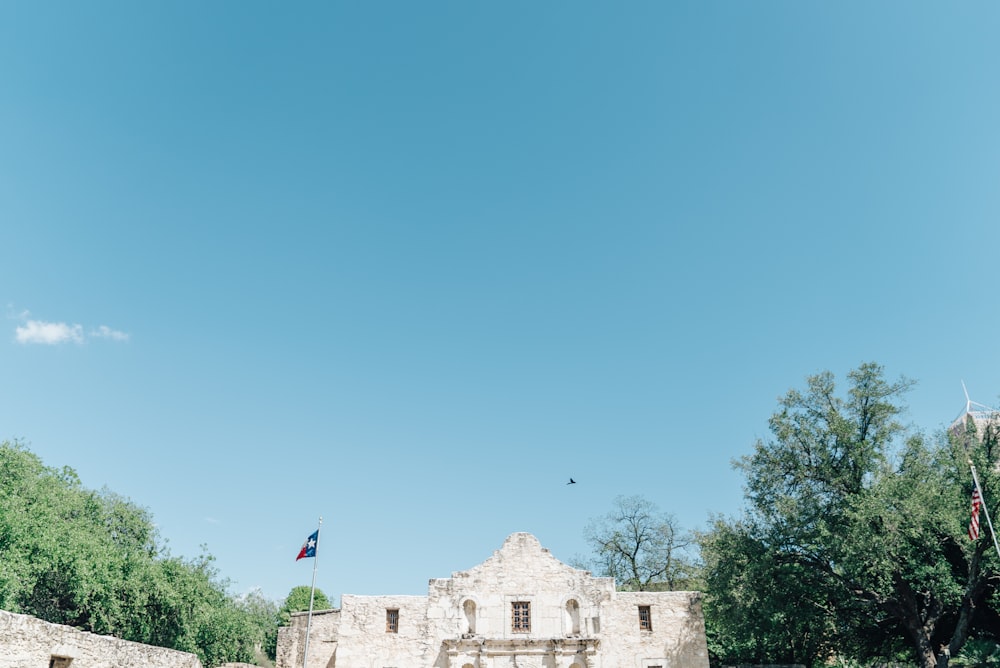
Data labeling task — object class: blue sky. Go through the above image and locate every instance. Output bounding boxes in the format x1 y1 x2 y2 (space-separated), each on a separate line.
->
2 1 999 604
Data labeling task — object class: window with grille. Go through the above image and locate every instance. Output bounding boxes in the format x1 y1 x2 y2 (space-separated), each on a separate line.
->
511 601 531 633
638 605 652 631
386 608 399 633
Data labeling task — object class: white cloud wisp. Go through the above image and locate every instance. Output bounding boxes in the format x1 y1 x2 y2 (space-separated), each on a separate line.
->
14 318 130 345
16 320 85 345
91 325 130 342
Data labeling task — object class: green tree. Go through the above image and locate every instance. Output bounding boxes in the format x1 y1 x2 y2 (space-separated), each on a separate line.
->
582 495 698 591
239 588 281 662
278 585 332 627
0 440 281 666
699 515 839 666
700 364 999 668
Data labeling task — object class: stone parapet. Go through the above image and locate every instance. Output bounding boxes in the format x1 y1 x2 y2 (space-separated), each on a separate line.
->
0 610 203 668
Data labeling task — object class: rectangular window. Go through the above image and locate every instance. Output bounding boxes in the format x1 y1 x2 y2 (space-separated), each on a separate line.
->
49 659 73 668
511 601 531 633
386 608 399 633
638 605 652 631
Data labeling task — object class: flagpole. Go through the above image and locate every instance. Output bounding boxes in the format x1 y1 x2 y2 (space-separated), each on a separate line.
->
969 465 1000 560
302 517 322 668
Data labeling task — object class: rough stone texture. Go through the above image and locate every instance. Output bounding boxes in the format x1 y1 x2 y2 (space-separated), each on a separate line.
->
0 609 203 668
278 607 341 668
277 532 710 668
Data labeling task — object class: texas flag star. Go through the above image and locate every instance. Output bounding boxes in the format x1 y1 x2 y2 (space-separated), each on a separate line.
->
296 530 319 561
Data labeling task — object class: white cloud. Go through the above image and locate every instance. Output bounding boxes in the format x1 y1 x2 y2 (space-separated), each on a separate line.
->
91 325 130 342
12 313 130 345
16 320 85 345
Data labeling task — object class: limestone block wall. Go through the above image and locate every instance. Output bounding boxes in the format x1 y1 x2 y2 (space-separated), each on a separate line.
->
0 610 203 668
424 533 616 644
278 608 340 668
334 595 431 667
599 591 711 668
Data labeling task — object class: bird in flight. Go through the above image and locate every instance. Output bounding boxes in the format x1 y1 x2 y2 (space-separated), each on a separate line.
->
567 478 576 485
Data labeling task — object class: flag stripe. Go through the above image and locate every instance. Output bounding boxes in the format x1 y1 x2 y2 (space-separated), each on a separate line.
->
969 485 982 541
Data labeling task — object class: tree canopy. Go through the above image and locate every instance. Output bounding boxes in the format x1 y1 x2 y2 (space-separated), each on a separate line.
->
700 363 1000 668
0 440 277 666
277 585 331 627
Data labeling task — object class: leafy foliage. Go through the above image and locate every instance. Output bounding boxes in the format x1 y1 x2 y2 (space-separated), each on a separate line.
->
699 514 839 666
0 440 278 666
277 585 331 626
700 364 1000 668
954 638 1000 666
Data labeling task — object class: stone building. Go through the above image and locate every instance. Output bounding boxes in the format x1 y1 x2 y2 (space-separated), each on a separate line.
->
0 609 203 668
277 532 709 668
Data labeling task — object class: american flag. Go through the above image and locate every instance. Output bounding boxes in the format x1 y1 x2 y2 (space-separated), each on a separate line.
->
968 484 983 541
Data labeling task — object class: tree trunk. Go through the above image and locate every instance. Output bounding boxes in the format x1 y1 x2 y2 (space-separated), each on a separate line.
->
892 611 938 668
946 543 988 664
914 634 938 668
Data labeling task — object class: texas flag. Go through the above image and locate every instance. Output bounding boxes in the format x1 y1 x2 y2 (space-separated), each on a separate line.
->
296 530 319 561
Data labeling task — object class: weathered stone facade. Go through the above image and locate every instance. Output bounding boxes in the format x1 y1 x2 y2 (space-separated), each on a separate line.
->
0 609 203 668
277 533 710 668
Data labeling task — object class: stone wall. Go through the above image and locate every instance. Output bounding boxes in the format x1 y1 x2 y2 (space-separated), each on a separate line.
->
604 591 711 667
277 608 340 668
0 610 203 668
276 532 711 668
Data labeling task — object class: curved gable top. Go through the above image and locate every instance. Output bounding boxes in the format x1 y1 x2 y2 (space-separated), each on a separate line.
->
458 533 565 574
443 533 614 594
